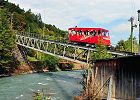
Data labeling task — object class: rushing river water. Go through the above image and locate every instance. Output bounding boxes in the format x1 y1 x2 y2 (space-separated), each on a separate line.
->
0 70 83 100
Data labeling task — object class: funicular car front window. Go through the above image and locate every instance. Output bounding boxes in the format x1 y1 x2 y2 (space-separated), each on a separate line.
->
102 30 106 36
71 30 76 34
107 32 109 36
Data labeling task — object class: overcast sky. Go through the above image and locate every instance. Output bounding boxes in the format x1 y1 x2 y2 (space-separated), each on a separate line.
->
9 0 140 45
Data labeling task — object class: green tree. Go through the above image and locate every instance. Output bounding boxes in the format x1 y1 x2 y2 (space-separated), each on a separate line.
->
115 36 138 53
13 13 26 31
0 30 16 73
0 30 15 63
41 54 59 71
92 45 112 60
0 8 18 74
115 40 125 51
0 8 10 30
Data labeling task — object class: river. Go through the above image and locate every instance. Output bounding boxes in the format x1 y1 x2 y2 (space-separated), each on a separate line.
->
0 70 83 100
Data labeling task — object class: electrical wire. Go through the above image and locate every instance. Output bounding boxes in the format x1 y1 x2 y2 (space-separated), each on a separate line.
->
130 0 137 22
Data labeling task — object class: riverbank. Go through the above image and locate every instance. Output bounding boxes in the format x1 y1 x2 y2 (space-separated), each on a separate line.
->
0 60 84 78
0 62 47 78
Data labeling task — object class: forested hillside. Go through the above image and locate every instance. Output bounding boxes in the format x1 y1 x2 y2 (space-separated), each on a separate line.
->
0 0 67 35
0 0 67 74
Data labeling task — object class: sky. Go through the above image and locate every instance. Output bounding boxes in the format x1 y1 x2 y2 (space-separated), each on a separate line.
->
9 0 140 45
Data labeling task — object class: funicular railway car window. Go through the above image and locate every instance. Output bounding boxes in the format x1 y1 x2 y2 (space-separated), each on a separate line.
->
93 30 96 36
98 30 101 36
78 30 82 35
84 30 89 36
90 30 96 36
90 31 94 36
88 30 90 35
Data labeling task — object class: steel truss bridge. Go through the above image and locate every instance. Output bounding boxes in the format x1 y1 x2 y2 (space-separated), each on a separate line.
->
16 32 135 65
15 32 136 100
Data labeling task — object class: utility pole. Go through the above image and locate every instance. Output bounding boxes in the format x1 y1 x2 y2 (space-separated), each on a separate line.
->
138 10 140 55
128 17 137 53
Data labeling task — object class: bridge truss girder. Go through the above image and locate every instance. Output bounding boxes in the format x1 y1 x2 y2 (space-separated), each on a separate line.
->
16 33 133 65
16 34 94 64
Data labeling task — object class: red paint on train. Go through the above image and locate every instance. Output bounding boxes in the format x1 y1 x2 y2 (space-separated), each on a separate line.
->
68 27 111 46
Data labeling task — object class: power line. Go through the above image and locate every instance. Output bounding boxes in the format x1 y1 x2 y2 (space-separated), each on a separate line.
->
130 0 137 19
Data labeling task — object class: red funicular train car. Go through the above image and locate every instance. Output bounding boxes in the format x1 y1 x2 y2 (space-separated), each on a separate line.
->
68 27 111 46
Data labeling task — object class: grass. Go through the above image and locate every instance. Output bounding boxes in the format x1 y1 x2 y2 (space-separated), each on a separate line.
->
33 90 51 100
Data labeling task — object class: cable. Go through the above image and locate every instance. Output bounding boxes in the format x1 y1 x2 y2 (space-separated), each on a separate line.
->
130 0 137 21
